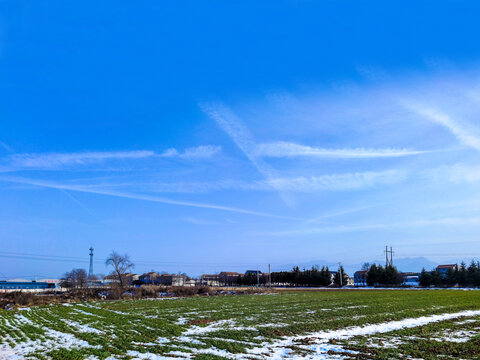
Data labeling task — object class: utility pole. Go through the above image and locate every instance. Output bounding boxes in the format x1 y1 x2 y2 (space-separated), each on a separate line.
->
256 267 260 287
268 264 271 288
384 246 394 267
385 245 389 267
88 247 94 279
338 262 343 287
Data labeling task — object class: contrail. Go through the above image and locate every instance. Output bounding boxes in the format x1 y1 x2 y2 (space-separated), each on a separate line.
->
201 102 292 205
405 102 480 151
0 176 301 220
58 189 93 214
0 142 94 212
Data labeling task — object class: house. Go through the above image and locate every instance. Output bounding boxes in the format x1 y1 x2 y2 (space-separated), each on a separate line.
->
103 273 139 285
138 273 187 286
330 271 354 287
219 272 241 286
184 279 197 287
201 274 220 286
401 272 420 286
354 270 368 287
330 271 337 285
139 272 161 284
161 274 187 286
436 264 458 278
245 270 262 276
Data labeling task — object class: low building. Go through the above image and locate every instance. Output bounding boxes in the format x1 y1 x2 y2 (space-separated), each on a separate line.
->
137 273 187 286
245 270 262 276
436 264 458 278
354 270 368 287
159 274 187 286
330 271 354 287
0 279 59 292
184 279 197 287
401 272 420 286
219 272 241 286
201 274 220 286
103 273 139 285
139 272 161 284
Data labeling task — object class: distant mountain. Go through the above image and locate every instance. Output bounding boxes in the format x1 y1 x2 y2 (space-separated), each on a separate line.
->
374 257 438 273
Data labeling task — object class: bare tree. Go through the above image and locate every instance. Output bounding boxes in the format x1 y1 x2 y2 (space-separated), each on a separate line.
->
105 251 134 288
62 268 88 289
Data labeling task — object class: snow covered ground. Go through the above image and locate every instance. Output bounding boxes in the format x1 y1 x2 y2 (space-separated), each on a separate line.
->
1 290 480 359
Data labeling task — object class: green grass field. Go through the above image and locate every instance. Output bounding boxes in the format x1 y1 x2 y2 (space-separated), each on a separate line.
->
1 290 480 359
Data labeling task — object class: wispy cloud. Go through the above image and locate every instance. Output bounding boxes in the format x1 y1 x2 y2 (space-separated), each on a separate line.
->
406 103 480 151
58 189 93 214
201 103 276 177
261 216 480 236
158 145 221 159
0 141 14 153
254 142 429 158
182 217 222 225
3 145 221 170
265 170 406 192
201 102 293 204
69 169 406 194
9 150 155 168
0 176 299 220
305 204 382 224
426 163 480 184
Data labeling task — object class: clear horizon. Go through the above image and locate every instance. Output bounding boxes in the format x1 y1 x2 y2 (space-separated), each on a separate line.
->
2 1 480 279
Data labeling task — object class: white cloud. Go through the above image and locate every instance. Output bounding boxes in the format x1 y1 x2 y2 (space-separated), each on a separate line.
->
0 176 298 220
182 217 222 225
3 145 221 170
0 141 13 153
159 145 221 159
71 170 406 195
426 163 480 183
406 104 480 151
8 150 155 168
201 103 275 177
262 216 480 236
201 102 291 204
254 142 428 158
264 170 406 192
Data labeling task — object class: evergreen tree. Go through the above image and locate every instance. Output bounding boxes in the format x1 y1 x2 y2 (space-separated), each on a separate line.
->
430 269 443 286
324 266 332 286
419 268 431 287
333 266 348 287
467 261 478 286
445 268 457 286
458 262 467 287
384 265 402 286
367 264 378 286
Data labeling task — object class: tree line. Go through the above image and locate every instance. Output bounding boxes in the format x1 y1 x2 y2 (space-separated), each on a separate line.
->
419 261 480 287
237 266 348 287
61 251 134 289
365 264 403 286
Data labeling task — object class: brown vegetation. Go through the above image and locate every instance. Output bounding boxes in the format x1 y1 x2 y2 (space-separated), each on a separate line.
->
1 285 267 308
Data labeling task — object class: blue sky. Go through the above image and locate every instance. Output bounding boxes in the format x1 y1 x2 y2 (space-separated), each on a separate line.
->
1 1 480 278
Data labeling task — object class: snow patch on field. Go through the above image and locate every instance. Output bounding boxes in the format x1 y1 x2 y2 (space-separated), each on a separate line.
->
432 329 479 343
64 319 104 334
0 328 100 359
176 316 188 325
240 309 480 359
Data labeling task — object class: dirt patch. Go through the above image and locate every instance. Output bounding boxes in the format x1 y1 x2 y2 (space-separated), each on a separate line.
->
187 318 215 325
